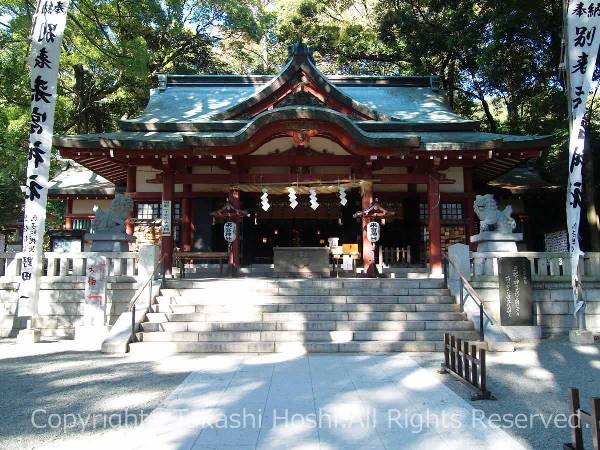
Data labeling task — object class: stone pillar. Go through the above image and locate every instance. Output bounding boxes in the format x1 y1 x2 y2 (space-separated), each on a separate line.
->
464 167 476 250
125 165 136 236
228 190 241 272
428 173 442 276
65 198 73 230
361 182 375 273
162 169 174 276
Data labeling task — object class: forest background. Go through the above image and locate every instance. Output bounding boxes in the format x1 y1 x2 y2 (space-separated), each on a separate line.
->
1 0 598 248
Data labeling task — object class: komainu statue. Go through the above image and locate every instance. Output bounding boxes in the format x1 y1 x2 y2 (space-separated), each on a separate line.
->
91 194 134 234
473 194 516 233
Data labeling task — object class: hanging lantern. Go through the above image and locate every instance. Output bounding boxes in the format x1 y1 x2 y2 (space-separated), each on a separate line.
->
288 187 298 209
309 188 319 210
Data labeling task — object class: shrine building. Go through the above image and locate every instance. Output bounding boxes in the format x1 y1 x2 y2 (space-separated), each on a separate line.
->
49 43 553 276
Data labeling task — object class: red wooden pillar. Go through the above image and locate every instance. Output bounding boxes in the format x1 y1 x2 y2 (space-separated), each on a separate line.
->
181 198 191 252
428 173 442 276
464 167 476 250
361 183 375 272
125 165 136 235
181 172 192 251
64 198 73 230
162 168 174 277
228 190 241 272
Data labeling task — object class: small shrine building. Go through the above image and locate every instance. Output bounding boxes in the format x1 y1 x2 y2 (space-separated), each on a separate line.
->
50 43 553 276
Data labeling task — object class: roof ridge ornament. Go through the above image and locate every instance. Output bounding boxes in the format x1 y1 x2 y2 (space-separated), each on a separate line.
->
157 74 167 91
287 42 315 64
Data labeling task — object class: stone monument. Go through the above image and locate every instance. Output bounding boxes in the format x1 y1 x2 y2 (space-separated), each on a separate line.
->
85 194 135 251
470 194 522 251
469 195 540 341
77 194 134 347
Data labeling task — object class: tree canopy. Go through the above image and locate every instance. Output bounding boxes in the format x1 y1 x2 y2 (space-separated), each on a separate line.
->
0 0 596 226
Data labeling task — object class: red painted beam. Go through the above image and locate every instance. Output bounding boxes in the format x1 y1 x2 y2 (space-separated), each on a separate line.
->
167 173 455 185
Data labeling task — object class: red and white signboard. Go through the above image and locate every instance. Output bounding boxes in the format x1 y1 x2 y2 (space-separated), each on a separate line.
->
84 256 107 326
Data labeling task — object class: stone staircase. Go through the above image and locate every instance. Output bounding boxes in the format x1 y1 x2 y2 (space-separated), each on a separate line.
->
129 278 479 353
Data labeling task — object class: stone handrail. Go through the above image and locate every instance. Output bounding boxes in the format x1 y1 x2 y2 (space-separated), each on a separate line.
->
0 251 139 280
471 251 600 281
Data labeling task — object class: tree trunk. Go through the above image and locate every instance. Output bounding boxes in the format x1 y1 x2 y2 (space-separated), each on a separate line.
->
584 147 600 251
470 72 498 132
506 96 519 133
73 64 87 134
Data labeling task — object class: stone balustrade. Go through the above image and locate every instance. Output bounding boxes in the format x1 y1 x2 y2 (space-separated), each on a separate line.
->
0 247 159 339
471 251 600 282
0 251 139 281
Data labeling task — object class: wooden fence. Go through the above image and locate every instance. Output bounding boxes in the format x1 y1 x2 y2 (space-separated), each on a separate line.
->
379 246 411 267
564 387 600 450
439 333 494 400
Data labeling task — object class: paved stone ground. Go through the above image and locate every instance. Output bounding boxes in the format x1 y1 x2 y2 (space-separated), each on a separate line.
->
413 336 600 450
0 337 598 450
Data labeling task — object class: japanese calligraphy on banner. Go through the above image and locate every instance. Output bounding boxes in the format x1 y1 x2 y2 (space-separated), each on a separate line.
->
17 0 70 317
566 1 600 314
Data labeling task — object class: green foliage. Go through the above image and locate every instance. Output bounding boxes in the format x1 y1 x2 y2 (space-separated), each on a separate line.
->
0 0 269 227
0 0 596 231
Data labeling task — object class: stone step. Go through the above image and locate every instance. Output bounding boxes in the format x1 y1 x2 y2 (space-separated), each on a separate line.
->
161 287 450 298
128 340 447 353
155 294 455 305
140 320 475 332
145 311 467 323
137 329 480 343
163 278 446 289
150 303 460 314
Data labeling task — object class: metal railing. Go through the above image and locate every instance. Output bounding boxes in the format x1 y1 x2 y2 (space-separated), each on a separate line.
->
443 252 493 342
128 256 165 344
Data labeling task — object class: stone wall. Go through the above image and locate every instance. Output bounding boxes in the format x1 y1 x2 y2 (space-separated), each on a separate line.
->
471 280 600 337
0 278 140 338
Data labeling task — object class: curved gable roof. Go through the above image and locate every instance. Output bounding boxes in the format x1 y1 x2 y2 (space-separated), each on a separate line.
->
208 43 390 122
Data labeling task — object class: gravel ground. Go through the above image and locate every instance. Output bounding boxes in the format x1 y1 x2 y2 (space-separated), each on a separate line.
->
412 336 600 450
0 339 192 450
0 337 598 450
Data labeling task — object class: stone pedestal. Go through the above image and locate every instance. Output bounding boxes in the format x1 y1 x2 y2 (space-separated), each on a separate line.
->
502 326 542 341
85 232 135 252
16 328 40 344
569 329 595 345
470 231 523 252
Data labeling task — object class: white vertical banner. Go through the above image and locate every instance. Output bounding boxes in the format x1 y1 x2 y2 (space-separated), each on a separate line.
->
17 1 70 317
566 1 600 314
